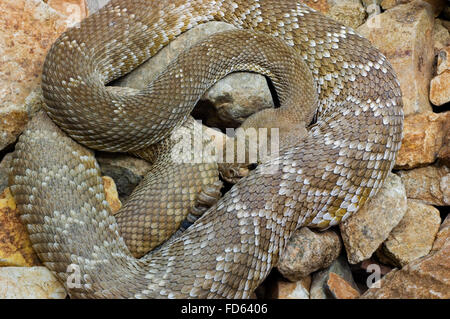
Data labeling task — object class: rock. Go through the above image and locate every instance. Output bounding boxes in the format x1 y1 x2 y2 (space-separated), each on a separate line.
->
430 47 450 106
270 276 311 299
431 214 449 253
362 215 450 299
0 266 66 299
96 152 152 200
298 1 367 29
358 0 435 115
376 200 441 267
361 0 382 18
381 0 447 16
340 173 407 264
102 176 122 214
85 0 109 13
47 0 89 27
310 255 359 299
0 0 85 151
0 188 40 267
277 228 342 281
433 20 450 53
112 21 272 129
436 46 450 75
395 111 450 169
326 272 360 299
326 0 367 29
398 164 450 206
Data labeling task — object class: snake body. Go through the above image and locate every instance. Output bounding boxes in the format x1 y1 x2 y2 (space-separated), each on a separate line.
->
9 0 403 298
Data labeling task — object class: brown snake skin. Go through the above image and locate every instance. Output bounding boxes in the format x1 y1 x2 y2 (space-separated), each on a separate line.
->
9 0 403 298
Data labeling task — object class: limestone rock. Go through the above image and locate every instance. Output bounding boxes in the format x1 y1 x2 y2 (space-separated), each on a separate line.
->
431 214 449 253
310 255 359 299
277 228 342 281
377 200 441 267
433 20 450 53
398 164 450 206
112 21 272 129
47 0 89 27
0 0 85 151
436 47 450 74
0 188 40 267
270 276 311 299
0 267 66 299
395 111 450 169
340 173 407 264
381 0 447 16
430 47 450 106
102 176 122 214
362 215 450 299
358 0 435 115
326 0 367 29
326 272 360 299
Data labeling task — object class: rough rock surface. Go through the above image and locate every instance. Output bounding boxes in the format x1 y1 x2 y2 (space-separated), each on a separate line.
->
340 173 407 264
310 255 359 299
0 266 66 299
381 0 447 16
377 200 441 267
433 20 450 53
395 111 450 169
270 276 311 299
0 188 40 267
277 228 342 281
326 272 360 299
398 164 450 206
0 0 85 151
430 46 450 106
358 0 435 115
362 215 450 299
102 176 122 214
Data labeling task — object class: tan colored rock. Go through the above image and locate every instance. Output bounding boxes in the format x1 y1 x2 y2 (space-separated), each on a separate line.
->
381 0 447 16
326 272 360 299
327 0 367 29
47 0 88 27
310 255 359 299
0 0 85 151
0 266 66 299
277 228 342 281
0 188 40 267
436 46 450 75
102 176 122 214
362 215 450 299
395 111 450 169
270 276 311 299
431 214 449 252
398 164 450 206
358 0 435 115
430 47 450 105
433 20 450 53
340 173 407 264
430 71 450 106
377 200 441 267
